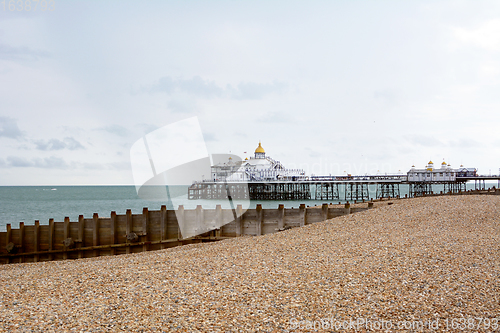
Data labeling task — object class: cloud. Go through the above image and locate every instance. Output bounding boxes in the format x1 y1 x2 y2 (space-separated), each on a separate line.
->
34 137 85 151
34 157 68 169
202 132 216 142
143 76 287 100
167 98 197 113
0 43 50 62
0 117 23 139
95 125 130 137
229 81 287 100
6 156 34 167
3 156 69 169
146 76 223 97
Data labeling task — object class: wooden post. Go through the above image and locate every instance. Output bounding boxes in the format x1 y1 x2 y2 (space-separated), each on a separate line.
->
142 207 149 252
321 203 328 221
63 217 70 260
177 205 184 240
19 222 25 263
6 224 11 264
195 205 203 238
256 204 263 236
78 215 84 259
48 218 54 261
34 220 40 262
215 204 222 237
299 204 306 227
235 204 243 236
93 213 99 257
160 205 167 248
126 209 132 254
110 211 116 255
278 204 285 230
344 202 351 215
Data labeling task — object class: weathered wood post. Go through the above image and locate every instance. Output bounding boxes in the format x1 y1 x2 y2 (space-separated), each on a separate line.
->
142 207 149 252
299 204 306 227
93 213 99 257
63 217 70 260
177 205 184 241
343 202 351 215
110 211 117 255
321 203 328 221
195 205 203 241
160 205 167 247
19 222 25 263
48 218 54 261
235 204 243 236
256 204 263 236
78 215 84 259
5 224 12 264
34 220 40 262
215 205 222 238
278 204 285 230
126 209 132 254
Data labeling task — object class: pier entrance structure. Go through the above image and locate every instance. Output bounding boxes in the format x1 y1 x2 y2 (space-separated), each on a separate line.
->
188 143 500 201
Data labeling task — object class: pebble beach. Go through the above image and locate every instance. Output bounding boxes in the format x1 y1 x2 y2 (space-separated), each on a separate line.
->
0 195 499 332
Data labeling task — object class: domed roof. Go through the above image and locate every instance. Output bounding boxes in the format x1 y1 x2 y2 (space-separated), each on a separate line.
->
255 142 265 154
442 161 447 165
428 160 433 164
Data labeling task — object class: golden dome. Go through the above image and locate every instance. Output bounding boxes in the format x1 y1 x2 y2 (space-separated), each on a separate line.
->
442 161 447 165
255 142 265 154
428 160 433 165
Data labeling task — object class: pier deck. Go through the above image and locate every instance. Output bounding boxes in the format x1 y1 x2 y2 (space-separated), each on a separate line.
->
189 175 500 201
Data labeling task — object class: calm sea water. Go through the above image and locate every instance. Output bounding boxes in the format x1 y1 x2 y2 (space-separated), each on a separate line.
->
0 183 497 231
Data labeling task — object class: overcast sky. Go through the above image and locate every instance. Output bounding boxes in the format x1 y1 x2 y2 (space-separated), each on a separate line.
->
1 0 499 185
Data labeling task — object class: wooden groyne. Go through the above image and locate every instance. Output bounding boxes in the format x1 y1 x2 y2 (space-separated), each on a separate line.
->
0 202 371 265
1 188 498 265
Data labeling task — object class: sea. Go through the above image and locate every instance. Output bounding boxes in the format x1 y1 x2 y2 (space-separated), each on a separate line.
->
0 183 498 231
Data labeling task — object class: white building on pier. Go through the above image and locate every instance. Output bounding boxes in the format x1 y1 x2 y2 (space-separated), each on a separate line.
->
407 160 477 182
211 142 307 182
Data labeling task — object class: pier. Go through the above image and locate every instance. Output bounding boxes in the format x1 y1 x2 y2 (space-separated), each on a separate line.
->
193 143 500 201
189 174 500 201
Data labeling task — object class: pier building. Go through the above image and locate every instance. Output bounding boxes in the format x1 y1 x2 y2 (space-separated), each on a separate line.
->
210 142 307 182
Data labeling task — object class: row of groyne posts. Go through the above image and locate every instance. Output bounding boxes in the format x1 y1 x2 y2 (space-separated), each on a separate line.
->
1 187 499 265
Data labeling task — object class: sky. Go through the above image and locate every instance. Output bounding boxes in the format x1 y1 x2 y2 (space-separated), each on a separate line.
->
1 0 500 185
